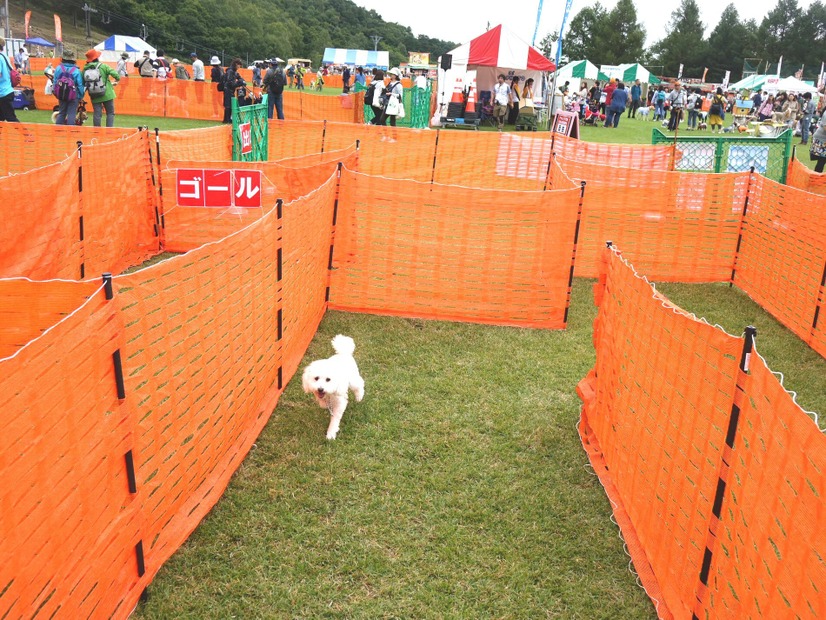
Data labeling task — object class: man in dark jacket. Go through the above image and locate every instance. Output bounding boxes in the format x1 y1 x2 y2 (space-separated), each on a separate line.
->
263 57 286 120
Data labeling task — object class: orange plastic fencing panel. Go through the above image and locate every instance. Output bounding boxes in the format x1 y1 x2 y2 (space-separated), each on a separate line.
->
786 156 826 196
329 169 582 328
281 91 364 123
0 279 98 358
433 131 551 190
561 156 750 281
578 247 744 619
268 120 327 159
159 125 232 162
552 133 677 169
0 121 138 177
81 131 161 276
281 176 339 379
699 352 825 619
114 204 285 593
733 175 826 357
0 282 144 619
160 157 343 251
325 122 438 180
0 157 82 280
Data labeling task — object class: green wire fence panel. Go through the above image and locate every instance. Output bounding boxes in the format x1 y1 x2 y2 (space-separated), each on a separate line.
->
652 128 793 184
356 82 431 129
232 96 270 162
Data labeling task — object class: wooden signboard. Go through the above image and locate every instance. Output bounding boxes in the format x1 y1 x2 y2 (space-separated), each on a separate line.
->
551 109 580 139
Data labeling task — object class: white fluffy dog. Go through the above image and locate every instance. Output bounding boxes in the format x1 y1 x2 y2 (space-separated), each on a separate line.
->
302 335 365 440
637 105 650 119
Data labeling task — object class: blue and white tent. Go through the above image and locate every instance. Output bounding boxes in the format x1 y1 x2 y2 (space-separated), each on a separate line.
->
94 35 156 63
322 48 389 69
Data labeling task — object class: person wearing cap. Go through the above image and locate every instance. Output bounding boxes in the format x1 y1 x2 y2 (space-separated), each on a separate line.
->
377 67 403 133
52 49 85 125
83 49 119 127
0 36 20 122
134 50 155 77
116 52 129 77
263 57 286 120
666 81 686 131
191 52 205 82
173 59 190 80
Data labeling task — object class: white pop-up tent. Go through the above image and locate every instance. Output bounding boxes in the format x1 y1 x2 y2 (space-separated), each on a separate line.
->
94 35 156 63
437 24 555 113
554 60 599 82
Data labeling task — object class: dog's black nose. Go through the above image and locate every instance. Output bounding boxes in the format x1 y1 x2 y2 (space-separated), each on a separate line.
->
317 388 325 396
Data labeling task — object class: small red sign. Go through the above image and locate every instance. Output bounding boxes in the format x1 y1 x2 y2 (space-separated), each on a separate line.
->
175 168 263 209
233 170 262 208
175 169 205 207
239 122 252 155
203 169 233 207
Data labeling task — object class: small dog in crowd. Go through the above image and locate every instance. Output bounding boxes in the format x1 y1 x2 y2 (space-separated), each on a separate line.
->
302 335 365 440
697 121 708 131
637 105 650 119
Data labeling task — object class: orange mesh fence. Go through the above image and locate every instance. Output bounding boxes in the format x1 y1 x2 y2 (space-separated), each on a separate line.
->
0 157 82 280
551 133 678 169
81 132 160 276
578 245 825 619
733 175 826 357
159 125 232 162
282 91 364 123
281 176 339 379
160 151 352 252
786 154 826 195
114 205 285 606
329 168 582 328
698 352 825 619
0 278 98 357
268 120 327 159
0 281 145 619
559 155 750 281
0 121 138 176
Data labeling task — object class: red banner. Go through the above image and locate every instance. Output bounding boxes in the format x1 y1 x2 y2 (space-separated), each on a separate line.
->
24 11 31 39
54 14 62 42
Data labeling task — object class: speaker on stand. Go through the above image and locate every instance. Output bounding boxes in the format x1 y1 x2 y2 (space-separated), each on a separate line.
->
438 54 453 118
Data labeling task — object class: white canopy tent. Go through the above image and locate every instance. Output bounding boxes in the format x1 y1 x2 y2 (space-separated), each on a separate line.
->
553 60 600 82
94 35 156 63
437 24 555 114
769 76 819 94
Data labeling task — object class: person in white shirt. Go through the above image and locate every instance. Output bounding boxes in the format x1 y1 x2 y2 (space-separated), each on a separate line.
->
190 52 205 81
492 73 511 131
116 53 129 77
414 72 427 89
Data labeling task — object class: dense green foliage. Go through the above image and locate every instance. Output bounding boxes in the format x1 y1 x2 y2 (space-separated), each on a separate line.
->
33 0 455 68
554 0 826 82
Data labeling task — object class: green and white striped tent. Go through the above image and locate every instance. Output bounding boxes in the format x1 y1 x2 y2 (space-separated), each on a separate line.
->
554 59 600 81
599 63 661 84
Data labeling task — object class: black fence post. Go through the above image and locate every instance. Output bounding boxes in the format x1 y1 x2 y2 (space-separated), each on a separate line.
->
321 119 327 153
563 181 587 325
430 128 441 185
729 165 756 287
76 141 85 279
276 198 284 391
326 162 343 304
692 326 756 619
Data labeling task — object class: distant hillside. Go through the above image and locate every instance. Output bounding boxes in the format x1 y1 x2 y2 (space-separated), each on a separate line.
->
8 0 455 67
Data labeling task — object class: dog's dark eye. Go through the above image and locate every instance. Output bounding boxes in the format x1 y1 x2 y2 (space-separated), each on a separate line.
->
325 378 331 382
314 377 319 381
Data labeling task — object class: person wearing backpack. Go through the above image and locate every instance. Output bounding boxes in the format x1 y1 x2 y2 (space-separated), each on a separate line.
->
263 57 286 120
53 49 85 125
0 36 20 122
83 49 120 127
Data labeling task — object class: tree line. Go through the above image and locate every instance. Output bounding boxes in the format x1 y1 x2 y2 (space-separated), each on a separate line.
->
38 0 455 68
541 0 826 83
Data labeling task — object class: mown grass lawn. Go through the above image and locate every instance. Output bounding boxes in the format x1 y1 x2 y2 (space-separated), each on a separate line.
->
29 96 814 617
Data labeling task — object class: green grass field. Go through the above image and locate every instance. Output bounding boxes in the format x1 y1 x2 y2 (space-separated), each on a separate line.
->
19 99 819 616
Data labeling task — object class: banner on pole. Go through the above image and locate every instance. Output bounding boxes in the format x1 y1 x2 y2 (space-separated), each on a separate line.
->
25 11 31 39
54 14 62 42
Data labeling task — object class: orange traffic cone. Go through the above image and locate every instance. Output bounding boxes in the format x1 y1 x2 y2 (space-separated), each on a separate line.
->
447 77 465 119
464 77 477 121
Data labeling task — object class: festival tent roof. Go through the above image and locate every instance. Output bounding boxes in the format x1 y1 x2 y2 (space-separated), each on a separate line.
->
729 74 767 91
322 48 389 69
25 36 54 48
94 35 156 54
555 60 599 80
772 76 819 93
600 63 660 84
446 24 555 72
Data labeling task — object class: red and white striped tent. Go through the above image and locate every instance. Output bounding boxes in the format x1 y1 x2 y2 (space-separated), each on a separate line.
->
437 24 556 114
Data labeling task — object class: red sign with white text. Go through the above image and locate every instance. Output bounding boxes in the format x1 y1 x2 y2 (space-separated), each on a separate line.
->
239 122 252 155
176 169 263 209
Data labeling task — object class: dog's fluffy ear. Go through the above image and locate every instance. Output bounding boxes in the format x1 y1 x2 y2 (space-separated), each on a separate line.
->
301 363 315 394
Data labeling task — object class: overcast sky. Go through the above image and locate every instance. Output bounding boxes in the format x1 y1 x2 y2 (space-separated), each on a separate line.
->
352 0 813 51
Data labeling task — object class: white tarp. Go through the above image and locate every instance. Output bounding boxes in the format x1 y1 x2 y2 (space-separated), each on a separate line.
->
94 35 156 63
